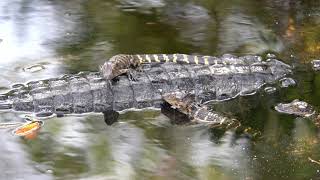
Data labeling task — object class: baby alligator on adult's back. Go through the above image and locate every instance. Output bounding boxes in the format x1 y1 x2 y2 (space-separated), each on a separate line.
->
101 54 240 80
0 54 292 125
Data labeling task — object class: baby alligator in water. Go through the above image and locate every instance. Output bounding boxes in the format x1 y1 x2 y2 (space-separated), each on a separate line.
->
0 54 291 125
163 91 240 128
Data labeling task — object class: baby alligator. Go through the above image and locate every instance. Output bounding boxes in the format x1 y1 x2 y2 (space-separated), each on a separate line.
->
163 91 240 128
101 54 224 79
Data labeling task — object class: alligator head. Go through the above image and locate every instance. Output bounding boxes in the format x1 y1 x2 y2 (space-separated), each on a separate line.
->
100 55 130 79
100 54 136 80
100 61 118 80
162 91 196 114
274 99 316 117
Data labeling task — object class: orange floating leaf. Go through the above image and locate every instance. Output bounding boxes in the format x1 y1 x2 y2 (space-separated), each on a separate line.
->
13 121 43 137
23 129 40 140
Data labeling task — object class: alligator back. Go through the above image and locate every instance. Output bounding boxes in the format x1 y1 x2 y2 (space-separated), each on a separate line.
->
0 54 292 115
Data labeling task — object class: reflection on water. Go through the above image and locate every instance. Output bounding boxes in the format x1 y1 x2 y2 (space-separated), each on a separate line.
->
0 0 320 179
0 0 85 87
218 8 283 54
163 2 212 48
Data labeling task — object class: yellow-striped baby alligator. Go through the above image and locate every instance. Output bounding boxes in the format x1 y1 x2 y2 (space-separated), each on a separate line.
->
101 54 224 80
0 54 292 125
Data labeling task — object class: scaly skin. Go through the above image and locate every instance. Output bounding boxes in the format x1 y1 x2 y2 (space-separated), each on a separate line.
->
0 54 291 118
275 99 316 117
101 54 242 80
163 91 239 127
275 99 320 127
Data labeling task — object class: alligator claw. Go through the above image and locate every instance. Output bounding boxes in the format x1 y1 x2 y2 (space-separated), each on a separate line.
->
128 74 138 81
111 77 120 83
136 66 144 72
127 69 139 81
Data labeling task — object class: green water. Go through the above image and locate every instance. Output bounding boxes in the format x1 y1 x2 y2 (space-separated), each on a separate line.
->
0 0 320 179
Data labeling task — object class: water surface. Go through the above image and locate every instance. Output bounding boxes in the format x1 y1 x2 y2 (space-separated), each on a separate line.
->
0 0 320 179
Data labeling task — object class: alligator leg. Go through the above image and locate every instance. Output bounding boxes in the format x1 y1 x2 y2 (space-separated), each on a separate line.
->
127 68 139 81
103 110 119 125
109 68 136 82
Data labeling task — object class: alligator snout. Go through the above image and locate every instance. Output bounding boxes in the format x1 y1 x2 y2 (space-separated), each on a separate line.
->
100 61 114 79
275 99 315 117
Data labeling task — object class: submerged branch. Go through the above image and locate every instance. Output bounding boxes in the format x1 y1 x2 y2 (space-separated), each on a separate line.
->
308 157 320 165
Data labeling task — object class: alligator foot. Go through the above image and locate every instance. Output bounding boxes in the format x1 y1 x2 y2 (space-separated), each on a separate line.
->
103 110 119 125
111 76 120 83
127 69 139 81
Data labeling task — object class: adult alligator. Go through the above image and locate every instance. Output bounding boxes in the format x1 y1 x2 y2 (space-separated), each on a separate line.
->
0 54 292 125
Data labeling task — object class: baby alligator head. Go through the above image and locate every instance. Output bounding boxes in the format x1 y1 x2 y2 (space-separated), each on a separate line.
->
162 91 196 115
100 55 133 80
163 91 242 130
100 61 115 80
275 99 315 117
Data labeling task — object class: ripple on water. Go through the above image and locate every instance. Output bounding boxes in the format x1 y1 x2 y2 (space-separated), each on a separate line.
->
22 64 46 73
118 0 165 13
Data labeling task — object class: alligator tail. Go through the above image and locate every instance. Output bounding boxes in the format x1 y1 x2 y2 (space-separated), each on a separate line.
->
134 54 218 65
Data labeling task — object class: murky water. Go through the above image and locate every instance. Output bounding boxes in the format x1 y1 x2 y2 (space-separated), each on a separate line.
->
0 0 320 179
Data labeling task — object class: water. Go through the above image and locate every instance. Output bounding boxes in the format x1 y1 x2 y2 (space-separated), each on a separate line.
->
0 0 320 179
